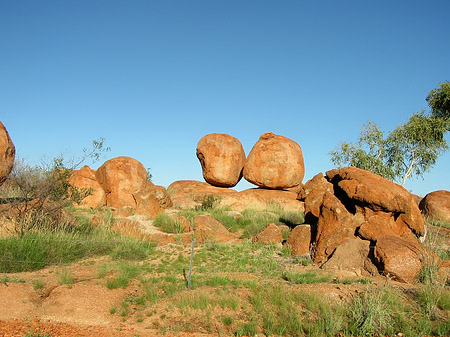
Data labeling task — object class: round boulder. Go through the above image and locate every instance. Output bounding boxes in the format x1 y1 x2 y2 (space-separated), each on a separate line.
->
69 166 106 209
95 156 148 209
243 132 305 189
419 190 450 224
0 121 15 186
196 133 246 187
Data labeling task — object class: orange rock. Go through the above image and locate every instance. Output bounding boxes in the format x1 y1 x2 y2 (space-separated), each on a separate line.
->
357 209 418 242
194 215 239 243
313 193 364 264
168 180 237 209
252 223 282 244
285 224 311 256
374 235 426 283
95 157 171 218
196 133 246 187
243 132 305 189
167 180 304 212
298 173 334 219
321 238 378 276
326 167 425 237
419 190 450 224
68 166 106 209
96 156 147 209
0 121 15 186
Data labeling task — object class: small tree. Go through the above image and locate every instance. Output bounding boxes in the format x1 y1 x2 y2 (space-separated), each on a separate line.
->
427 81 450 122
386 111 449 186
0 137 110 235
329 122 396 181
330 83 449 186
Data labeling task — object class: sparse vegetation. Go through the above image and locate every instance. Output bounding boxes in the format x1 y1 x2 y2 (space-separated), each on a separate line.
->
152 214 184 234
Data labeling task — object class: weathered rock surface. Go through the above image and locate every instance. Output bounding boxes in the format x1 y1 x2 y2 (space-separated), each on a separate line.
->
298 173 334 220
314 193 364 264
285 225 311 256
374 235 426 283
326 167 425 237
168 180 304 212
68 166 106 209
297 166 428 282
96 157 171 217
419 190 450 224
0 121 15 186
243 132 305 189
252 223 282 244
196 133 245 187
96 156 148 209
193 215 239 243
321 238 378 276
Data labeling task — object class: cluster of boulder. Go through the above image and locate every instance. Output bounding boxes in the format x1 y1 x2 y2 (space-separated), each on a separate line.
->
1 121 450 283
69 157 172 218
296 167 430 282
196 132 305 189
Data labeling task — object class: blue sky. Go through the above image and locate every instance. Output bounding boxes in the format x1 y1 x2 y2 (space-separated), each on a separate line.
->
1 0 449 196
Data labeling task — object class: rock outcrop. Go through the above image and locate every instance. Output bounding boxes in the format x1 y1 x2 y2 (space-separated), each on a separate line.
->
285 225 311 256
168 180 304 212
193 215 239 243
252 223 282 244
68 166 106 209
298 166 428 282
196 133 245 187
321 238 378 276
374 235 427 283
0 121 15 186
243 132 305 189
419 190 450 224
95 156 171 218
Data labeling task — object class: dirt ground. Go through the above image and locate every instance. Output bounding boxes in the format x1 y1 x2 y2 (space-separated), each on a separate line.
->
0 259 218 337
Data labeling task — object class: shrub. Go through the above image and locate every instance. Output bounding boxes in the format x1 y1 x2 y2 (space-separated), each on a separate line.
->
279 211 305 227
153 214 184 234
0 138 109 236
194 194 221 211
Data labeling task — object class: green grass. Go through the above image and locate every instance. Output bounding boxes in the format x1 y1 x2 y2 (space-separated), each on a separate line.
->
57 269 74 285
32 279 44 290
0 228 156 273
281 271 333 284
105 262 142 289
153 214 184 234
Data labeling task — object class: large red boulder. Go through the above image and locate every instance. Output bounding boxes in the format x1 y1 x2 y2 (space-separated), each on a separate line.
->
0 121 15 186
374 235 427 283
95 157 171 218
314 193 364 264
321 238 378 276
326 167 425 238
298 167 426 279
96 156 147 209
419 190 450 224
285 225 311 256
68 166 106 209
196 133 246 187
243 132 305 189
298 173 334 219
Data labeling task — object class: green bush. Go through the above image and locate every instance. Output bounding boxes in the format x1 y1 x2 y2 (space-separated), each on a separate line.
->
195 194 221 211
153 214 184 234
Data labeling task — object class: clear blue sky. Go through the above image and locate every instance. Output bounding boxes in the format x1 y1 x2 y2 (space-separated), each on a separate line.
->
1 0 449 196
